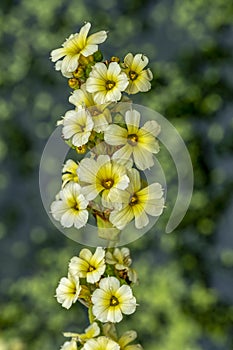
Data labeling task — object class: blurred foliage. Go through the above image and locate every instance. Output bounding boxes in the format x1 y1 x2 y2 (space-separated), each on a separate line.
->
0 0 233 349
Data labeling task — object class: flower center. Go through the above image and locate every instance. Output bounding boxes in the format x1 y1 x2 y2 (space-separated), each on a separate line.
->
127 134 138 146
110 295 119 306
88 265 95 272
129 194 138 206
106 80 116 91
73 201 80 211
102 178 114 189
91 107 101 116
129 70 138 81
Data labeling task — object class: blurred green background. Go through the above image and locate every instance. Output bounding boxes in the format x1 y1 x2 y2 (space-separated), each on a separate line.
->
0 0 233 349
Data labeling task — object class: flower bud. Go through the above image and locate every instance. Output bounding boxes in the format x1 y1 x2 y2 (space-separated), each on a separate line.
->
75 145 87 154
68 78 81 89
73 66 85 79
85 63 94 77
110 56 120 63
79 55 90 65
93 50 103 62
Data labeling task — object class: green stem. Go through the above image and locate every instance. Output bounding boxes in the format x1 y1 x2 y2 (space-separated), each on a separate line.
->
88 306 95 324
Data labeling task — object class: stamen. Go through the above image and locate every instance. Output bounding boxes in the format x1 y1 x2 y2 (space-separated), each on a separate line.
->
106 80 116 90
129 70 138 81
127 134 138 146
74 202 80 210
102 179 114 189
110 296 119 306
129 194 138 206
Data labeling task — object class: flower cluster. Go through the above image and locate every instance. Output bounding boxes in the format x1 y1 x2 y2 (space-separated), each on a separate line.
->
51 22 152 96
51 149 164 235
52 110 164 231
50 22 165 350
50 22 164 238
56 247 142 349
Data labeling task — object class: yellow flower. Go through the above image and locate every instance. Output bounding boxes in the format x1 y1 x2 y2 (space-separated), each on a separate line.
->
55 272 81 309
62 108 94 147
118 330 143 350
69 84 112 132
80 322 100 341
109 168 164 230
91 276 137 323
86 62 129 104
105 247 138 284
69 247 106 284
50 22 107 76
69 83 95 108
104 109 160 170
123 53 153 94
77 155 129 206
62 159 79 188
69 84 95 108
51 183 89 229
81 337 120 350
63 322 100 343
106 247 132 270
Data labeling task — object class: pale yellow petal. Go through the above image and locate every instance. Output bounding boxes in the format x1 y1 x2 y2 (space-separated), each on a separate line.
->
107 306 123 323
50 48 66 62
87 30 108 45
133 205 149 229
77 158 99 183
125 81 140 94
109 206 134 230
81 184 100 200
104 124 127 146
107 62 121 80
131 54 149 72
128 168 141 193
140 120 161 137
106 88 122 102
144 197 165 216
62 54 79 73
99 276 120 292
125 109 140 134
91 247 105 265
118 330 137 347
61 209 75 227
79 248 92 262
133 74 151 92
112 144 133 163
77 22 91 47
73 210 88 229
133 146 154 170
124 53 134 67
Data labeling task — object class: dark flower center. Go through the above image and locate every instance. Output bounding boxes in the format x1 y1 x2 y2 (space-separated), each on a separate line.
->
129 194 138 206
72 201 80 211
106 80 116 90
110 295 119 306
91 107 101 116
102 178 114 189
129 70 138 81
127 134 138 146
